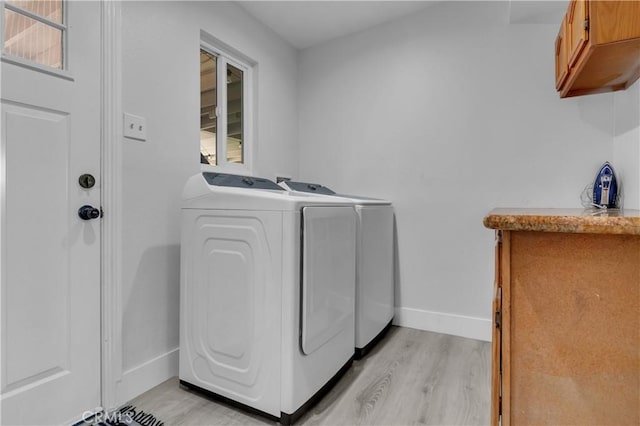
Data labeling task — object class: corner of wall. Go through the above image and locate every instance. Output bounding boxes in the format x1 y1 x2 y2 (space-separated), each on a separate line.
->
393 307 492 342
613 82 640 210
117 348 179 406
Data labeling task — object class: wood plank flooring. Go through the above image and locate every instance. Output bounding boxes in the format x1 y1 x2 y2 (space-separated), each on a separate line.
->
127 327 490 425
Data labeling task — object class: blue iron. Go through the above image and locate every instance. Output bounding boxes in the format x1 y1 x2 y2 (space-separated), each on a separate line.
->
592 162 619 209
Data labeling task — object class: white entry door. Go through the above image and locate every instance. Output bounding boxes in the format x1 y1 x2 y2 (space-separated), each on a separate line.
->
1 1 102 424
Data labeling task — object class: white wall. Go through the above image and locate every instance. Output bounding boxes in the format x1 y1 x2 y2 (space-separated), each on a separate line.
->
114 0 639 405
297 1 616 341
119 1 297 404
613 82 640 209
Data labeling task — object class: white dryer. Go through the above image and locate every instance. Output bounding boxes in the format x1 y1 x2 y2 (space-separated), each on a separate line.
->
280 181 394 358
179 172 356 425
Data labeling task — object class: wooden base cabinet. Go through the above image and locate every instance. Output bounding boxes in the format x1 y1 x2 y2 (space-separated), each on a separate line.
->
491 231 640 425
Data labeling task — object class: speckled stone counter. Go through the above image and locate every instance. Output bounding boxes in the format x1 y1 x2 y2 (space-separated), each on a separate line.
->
483 208 640 235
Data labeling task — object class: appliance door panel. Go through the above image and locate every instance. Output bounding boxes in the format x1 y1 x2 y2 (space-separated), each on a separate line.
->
356 205 395 347
181 210 282 416
301 206 356 355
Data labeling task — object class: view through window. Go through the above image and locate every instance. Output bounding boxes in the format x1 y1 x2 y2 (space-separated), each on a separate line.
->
200 50 217 164
3 0 65 69
200 46 246 166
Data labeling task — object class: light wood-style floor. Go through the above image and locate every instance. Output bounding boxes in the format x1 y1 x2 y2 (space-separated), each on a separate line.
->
128 327 491 426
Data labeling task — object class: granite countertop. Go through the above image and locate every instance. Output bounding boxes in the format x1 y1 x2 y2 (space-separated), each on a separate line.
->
483 208 640 235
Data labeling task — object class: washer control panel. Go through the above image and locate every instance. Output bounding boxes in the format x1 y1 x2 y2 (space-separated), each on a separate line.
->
203 172 284 190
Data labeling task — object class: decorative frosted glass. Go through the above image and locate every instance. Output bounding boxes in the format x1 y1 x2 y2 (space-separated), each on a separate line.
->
3 8 63 69
3 0 65 69
6 0 63 24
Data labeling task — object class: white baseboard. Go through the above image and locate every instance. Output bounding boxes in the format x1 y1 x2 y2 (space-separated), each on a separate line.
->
393 307 492 342
114 310 489 405
118 348 179 405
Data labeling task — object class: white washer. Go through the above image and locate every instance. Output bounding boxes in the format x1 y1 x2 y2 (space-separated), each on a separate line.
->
179 172 356 425
280 181 394 358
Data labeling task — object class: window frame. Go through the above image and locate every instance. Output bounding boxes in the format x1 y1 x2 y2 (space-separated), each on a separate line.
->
1 0 72 80
200 39 253 174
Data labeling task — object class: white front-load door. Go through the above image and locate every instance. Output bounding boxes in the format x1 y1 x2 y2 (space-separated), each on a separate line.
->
300 206 356 355
1 1 102 424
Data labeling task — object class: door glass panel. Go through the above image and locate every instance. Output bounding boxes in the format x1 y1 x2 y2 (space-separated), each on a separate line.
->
200 49 217 165
226 63 243 164
6 0 63 24
3 8 63 69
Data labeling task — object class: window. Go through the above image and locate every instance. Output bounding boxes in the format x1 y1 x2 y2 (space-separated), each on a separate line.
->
200 43 252 171
2 0 65 70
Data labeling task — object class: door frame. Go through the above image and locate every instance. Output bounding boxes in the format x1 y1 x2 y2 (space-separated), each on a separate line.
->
100 0 123 412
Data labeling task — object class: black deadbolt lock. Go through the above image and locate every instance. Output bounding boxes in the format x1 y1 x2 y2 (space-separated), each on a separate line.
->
79 173 96 189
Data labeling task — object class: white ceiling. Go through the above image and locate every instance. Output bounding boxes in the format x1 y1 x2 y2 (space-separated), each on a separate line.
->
236 1 438 50
508 0 568 24
236 1 569 51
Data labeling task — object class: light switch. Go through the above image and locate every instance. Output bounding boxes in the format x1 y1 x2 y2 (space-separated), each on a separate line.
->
123 113 147 141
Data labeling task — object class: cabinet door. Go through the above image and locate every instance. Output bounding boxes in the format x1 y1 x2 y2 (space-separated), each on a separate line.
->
590 0 640 45
491 285 502 426
567 0 589 67
490 231 503 426
509 232 639 425
555 15 569 90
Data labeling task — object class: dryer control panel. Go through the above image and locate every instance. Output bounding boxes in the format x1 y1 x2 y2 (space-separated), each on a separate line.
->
203 172 284 191
285 181 336 195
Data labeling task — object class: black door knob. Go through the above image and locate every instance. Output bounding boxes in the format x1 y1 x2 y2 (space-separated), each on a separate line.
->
78 205 100 220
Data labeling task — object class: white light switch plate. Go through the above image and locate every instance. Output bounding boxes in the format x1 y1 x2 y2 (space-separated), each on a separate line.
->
123 113 147 141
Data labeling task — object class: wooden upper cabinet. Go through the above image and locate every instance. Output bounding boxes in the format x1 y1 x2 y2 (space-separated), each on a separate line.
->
567 0 589 67
555 0 640 98
555 15 569 89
